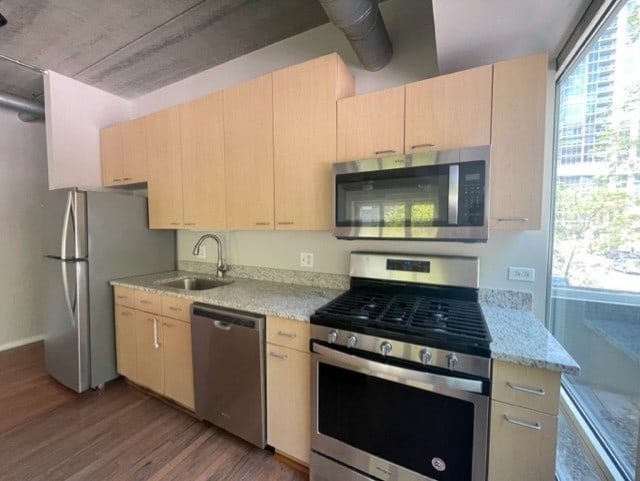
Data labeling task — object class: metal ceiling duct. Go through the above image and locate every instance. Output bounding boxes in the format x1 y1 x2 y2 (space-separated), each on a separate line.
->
0 91 45 122
318 0 393 71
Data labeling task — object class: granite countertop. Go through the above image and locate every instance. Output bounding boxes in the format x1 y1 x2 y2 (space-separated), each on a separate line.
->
111 270 580 375
111 270 345 321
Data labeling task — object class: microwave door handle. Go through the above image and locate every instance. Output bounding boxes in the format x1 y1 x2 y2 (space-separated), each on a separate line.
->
448 164 459 225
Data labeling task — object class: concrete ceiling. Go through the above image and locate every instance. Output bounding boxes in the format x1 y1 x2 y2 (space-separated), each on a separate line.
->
0 0 330 100
0 0 591 105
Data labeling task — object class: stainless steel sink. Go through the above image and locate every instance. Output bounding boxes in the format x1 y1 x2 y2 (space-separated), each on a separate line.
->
157 277 232 291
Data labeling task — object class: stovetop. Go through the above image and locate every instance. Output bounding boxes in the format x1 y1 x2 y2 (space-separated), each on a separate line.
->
311 285 492 357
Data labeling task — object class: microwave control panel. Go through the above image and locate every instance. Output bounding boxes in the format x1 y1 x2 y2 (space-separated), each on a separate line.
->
458 161 485 226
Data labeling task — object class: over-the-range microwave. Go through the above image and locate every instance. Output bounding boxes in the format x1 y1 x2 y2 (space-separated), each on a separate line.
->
333 145 489 242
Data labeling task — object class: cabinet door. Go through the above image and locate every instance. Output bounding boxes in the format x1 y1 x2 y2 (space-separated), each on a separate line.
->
135 310 164 394
337 86 405 161
114 306 136 380
121 117 147 184
162 318 194 410
181 91 226 229
224 73 275 230
273 53 354 230
490 53 547 230
266 345 310 464
488 400 557 481
100 123 123 186
145 106 184 229
405 64 492 152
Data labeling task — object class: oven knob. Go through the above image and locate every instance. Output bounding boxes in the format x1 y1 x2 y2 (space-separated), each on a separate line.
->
380 341 392 356
347 334 358 349
419 349 432 365
446 353 459 370
328 330 338 344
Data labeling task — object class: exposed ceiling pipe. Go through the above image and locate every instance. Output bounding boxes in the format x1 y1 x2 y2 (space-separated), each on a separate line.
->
0 91 45 122
318 0 393 71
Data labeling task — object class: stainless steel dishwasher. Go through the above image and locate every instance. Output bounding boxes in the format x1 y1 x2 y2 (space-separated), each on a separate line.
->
190 302 266 448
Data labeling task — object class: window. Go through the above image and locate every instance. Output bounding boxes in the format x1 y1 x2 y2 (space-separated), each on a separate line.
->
550 1 640 479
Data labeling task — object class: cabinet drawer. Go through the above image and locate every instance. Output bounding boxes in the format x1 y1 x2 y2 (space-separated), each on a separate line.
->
492 361 561 415
488 400 557 481
114 286 135 308
162 296 192 322
134 290 163 314
266 316 310 352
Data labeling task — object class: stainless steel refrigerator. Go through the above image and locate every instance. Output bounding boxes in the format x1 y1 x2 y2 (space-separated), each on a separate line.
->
41 188 175 393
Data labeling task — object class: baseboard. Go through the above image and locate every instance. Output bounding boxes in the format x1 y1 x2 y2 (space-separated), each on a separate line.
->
0 335 45 353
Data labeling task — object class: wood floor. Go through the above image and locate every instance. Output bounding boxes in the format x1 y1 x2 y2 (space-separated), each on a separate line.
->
0 342 307 481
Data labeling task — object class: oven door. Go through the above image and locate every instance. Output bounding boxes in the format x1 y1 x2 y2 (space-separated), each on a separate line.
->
310 342 489 481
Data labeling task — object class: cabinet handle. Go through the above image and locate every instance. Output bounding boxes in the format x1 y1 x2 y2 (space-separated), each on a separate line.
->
119 311 131 316
375 149 396 155
410 143 435 150
139 300 152 305
277 331 297 339
504 414 541 431
269 352 288 360
507 381 545 396
169 306 182 312
112 178 122 182
116 295 127 299
184 223 196 226
123 177 133 181
255 222 270 226
170 222 181 226
277 221 294 225
162 322 174 328
497 217 529 222
152 319 160 349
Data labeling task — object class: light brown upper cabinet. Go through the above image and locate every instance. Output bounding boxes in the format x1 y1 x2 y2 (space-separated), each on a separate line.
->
100 117 147 187
224 73 275 230
145 106 184 229
405 64 492 153
273 53 355 231
490 53 548 230
337 86 405 161
180 90 226 230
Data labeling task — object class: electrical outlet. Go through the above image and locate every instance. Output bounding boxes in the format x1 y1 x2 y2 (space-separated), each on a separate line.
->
194 245 206 259
508 266 535 282
300 252 314 268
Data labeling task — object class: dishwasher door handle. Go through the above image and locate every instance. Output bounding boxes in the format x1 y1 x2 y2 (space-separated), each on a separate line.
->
214 320 232 331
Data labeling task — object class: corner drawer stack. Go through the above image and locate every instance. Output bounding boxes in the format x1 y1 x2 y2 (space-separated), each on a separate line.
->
488 360 561 481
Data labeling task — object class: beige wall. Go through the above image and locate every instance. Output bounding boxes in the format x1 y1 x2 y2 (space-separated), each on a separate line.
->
0 109 49 350
135 0 555 321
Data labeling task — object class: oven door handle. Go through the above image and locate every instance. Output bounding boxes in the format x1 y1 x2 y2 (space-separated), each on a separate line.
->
312 343 485 395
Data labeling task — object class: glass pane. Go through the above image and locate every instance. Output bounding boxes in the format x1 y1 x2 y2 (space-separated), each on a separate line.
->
551 0 640 477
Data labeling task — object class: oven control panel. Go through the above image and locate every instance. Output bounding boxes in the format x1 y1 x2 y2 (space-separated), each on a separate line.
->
315 325 490 379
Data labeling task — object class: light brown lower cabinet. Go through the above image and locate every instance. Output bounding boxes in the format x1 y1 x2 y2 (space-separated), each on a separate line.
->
135 310 165 394
162 317 194 409
266 316 310 464
114 287 194 410
114 305 137 379
488 401 558 481
488 360 561 481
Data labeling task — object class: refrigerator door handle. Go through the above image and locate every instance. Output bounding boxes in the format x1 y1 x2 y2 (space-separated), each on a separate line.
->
61 261 76 328
61 191 74 259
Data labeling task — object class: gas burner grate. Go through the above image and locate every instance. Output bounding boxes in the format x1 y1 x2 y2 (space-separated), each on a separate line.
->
314 289 491 345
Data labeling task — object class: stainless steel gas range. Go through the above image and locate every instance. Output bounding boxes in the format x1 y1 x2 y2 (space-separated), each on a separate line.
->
309 252 492 481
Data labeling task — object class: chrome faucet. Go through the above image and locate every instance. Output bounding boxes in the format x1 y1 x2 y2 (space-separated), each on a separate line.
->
192 234 227 278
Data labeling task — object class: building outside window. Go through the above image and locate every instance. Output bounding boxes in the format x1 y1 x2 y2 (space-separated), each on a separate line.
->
550 0 640 479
